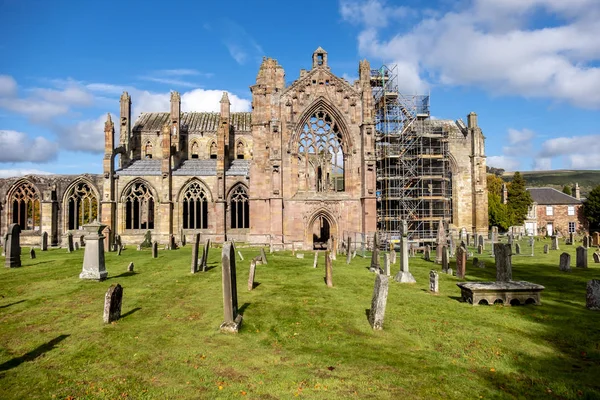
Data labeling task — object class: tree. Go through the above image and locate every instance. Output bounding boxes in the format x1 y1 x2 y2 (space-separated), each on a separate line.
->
487 174 511 230
583 185 600 232
507 171 533 226
562 185 572 196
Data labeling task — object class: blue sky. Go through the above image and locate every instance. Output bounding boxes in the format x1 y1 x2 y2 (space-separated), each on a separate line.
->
1 0 599 177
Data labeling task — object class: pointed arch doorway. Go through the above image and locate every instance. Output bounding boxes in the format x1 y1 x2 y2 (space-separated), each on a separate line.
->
308 211 338 250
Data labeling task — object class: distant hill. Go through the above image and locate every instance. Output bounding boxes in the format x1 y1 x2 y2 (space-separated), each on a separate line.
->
501 170 600 197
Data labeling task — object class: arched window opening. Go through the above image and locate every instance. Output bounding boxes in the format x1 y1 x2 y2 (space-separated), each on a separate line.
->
66 182 98 230
190 141 199 159
125 182 154 229
144 141 153 159
209 142 217 159
299 110 345 192
236 141 245 160
10 181 40 231
182 182 208 229
230 185 249 229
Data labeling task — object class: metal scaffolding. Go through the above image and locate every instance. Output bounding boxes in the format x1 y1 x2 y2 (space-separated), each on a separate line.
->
372 64 452 248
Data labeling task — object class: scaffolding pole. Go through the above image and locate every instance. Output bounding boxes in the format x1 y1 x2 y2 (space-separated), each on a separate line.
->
372 64 452 248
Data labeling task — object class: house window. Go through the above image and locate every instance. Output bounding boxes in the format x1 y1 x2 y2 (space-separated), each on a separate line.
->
568 222 576 233
546 206 553 216
568 206 575 216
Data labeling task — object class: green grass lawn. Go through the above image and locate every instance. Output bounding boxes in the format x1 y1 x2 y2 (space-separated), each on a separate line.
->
1 239 599 399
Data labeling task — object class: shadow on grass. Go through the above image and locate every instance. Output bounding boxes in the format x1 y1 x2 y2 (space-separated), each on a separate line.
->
108 271 136 280
0 299 26 309
120 307 141 319
252 282 261 289
239 302 251 314
0 334 69 373
204 266 217 272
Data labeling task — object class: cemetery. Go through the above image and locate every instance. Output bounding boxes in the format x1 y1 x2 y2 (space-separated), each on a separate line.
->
0 233 599 399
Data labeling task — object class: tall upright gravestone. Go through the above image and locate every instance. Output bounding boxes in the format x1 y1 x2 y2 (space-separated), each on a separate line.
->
435 220 446 264
5 223 21 268
346 237 352 265
325 251 333 287
220 242 242 333
103 284 123 323
576 246 588 269
368 273 389 330
370 232 380 272
559 252 571 272
191 233 200 273
495 243 512 282
41 231 48 251
551 235 559 251
66 232 74 253
395 221 416 283
455 245 466 279
79 221 108 281
200 239 211 271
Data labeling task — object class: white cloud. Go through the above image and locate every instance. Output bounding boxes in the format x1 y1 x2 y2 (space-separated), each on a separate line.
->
221 19 263 65
537 134 600 169
182 89 251 112
533 157 552 171
342 0 600 108
0 169 53 179
0 130 59 162
487 155 521 171
340 0 411 28
507 128 535 145
503 128 536 156
54 114 108 153
0 75 17 97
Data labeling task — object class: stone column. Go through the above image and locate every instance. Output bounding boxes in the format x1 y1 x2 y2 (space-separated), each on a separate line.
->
79 221 108 281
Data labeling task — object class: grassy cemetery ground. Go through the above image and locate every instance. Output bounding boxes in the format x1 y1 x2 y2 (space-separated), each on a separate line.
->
1 239 599 399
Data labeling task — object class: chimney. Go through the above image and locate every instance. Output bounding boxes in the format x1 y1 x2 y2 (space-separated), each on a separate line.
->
467 112 478 129
574 183 580 200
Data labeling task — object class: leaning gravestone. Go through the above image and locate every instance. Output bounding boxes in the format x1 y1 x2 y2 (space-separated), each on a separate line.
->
383 253 390 276
103 283 123 323
559 252 571 272
576 246 588 269
5 224 21 268
117 245 122 256
313 251 319 268
325 251 333 287
586 280 600 310
79 221 108 281
200 239 211 271
260 247 268 265
127 262 134 272
495 243 512 282
191 233 200 274
429 270 439 294
152 241 158 259
455 245 467 279
368 273 389 330
66 232 74 253
370 232 380 272
140 230 152 248
551 235 559 250
220 242 242 333
41 231 48 251
543 244 549 254
248 260 257 291
515 243 521 255
30 248 36 259
593 252 600 263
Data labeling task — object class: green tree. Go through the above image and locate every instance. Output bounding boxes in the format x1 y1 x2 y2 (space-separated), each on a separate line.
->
487 174 511 230
562 185 572 196
583 185 600 231
507 171 533 226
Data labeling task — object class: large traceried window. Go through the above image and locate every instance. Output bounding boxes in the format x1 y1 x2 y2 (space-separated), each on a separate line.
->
299 110 345 192
230 185 249 229
125 181 155 230
10 181 40 231
182 182 208 229
66 182 98 230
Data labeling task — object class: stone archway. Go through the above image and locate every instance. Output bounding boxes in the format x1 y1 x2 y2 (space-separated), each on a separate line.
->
306 210 337 250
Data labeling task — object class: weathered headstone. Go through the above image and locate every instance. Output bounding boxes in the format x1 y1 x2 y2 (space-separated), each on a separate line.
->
395 228 416 283
435 220 446 264
127 262 134 272
117 244 122 256
494 243 512 282
593 232 600 246
507 234 513 245
66 232 74 253
325 251 333 287
593 252 600 263
576 246 588 269
568 232 574 245
478 235 484 249
313 251 319 268
169 235 177 250
296 253 304 259
551 235 559 250
29 248 36 259
515 243 521 255
586 280 600 310
220 242 242 333
74 242 80 251
455 245 466 279
346 237 352 265
248 260 256 291
368 274 389 330
472 257 479 267
559 252 571 272
583 236 589 248
428 270 438 293
140 230 152 248
383 253 390 276
191 233 200 273
180 228 186 247
41 231 48 251
137 244 141 251
390 249 397 264
102 226 111 252
466 233 471 247
291 242 296 256
370 239 380 272
79 221 108 280
260 247 268 265
477 244 483 254
200 239 211 271
441 245 449 273
543 244 549 254
103 283 123 323
152 241 158 258
424 245 431 261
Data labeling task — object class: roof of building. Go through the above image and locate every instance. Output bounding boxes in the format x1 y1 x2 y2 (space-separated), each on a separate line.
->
115 159 250 177
527 187 582 205
133 112 252 133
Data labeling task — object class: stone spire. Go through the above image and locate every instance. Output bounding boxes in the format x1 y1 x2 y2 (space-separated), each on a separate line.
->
220 91 230 120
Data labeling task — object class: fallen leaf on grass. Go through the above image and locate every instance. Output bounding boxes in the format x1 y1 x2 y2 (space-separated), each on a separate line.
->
490 368 496 372
327 366 335 371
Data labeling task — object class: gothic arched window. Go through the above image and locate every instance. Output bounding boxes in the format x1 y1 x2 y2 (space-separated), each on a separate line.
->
236 141 245 159
144 141 153 159
182 182 208 229
10 181 40 231
124 181 154 229
209 142 217 159
190 141 199 159
230 185 249 229
299 110 345 192
66 181 98 230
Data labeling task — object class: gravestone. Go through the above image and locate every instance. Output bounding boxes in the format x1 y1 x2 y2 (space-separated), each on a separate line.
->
127 262 134 272
455 245 466 279
313 251 319 268
507 234 513 245
478 235 484 249
495 243 512 282
383 253 390 276
237 251 244 261
435 220 446 264
102 226 111 252
370 248 381 273
180 228 186 247
477 244 483 254
200 239 211 271
169 235 177 250
41 231 48 251
529 236 535 256
291 242 295 256
330 236 337 260
152 241 158 258
515 243 521 255
248 260 256 291
137 244 141 251
140 231 152 248
472 257 479 267
346 237 352 265
593 232 600 246
368 274 389 330
583 236 589 248
594 252 600 263
220 242 242 333
325 250 333 287
30 248 36 259
80 235 86 248
79 221 108 281
296 253 304 259
390 249 397 264
260 247 268 265
117 245 122 256
466 233 471 247
103 283 123 323
568 232 574 245
191 233 200 273
424 245 431 261
441 245 449 274
395 226 416 283
74 242 80 251
429 270 439 293
559 252 571 272
551 235 559 250
543 244 549 254
587 280 600 310
576 246 588 269
449 236 455 257
66 232 74 253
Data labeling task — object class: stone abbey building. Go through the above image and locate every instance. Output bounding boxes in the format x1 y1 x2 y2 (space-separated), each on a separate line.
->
0 48 488 249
